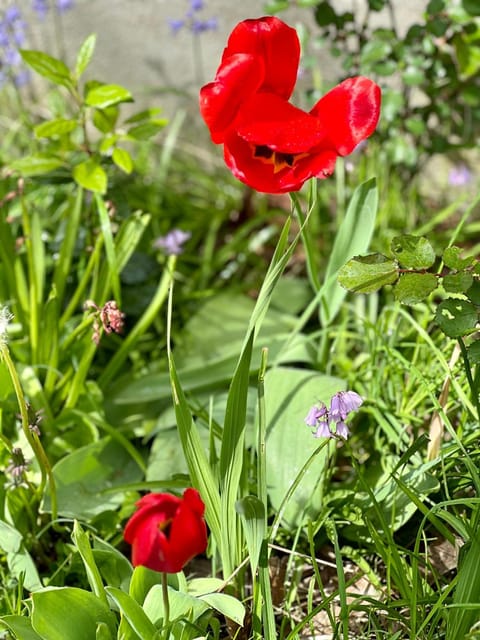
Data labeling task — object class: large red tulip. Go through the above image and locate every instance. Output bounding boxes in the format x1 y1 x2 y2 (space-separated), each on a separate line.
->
200 16 381 194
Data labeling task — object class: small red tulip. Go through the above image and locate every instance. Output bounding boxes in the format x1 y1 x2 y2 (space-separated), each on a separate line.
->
124 488 207 573
200 16 381 194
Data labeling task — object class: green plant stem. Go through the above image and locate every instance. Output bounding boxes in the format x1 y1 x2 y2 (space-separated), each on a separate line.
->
0 342 57 521
457 337 480 421
98 254 177 387
161 572 170 635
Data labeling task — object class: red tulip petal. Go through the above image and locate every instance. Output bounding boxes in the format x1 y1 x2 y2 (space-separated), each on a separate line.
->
167 489 208 573
310 76 381 156
221 16 299 99
200 53 265 143
130 520 170 572
236 93 326 153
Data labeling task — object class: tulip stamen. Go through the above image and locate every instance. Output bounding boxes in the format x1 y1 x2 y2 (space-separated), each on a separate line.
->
253 145 304 173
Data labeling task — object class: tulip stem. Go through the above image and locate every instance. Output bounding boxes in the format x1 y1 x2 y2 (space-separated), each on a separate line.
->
161 572 170 634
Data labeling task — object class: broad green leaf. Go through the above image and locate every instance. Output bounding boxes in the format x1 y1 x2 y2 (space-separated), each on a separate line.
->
319 178 378 324
34 118 77 139
105 587 157 640
443 272 473 293
42 437 143 519
443 245 474 270
188 577 225 596
85 83 133 108
73 159 107 194
0 615 42 640
10 154 64 176
462 0 480 15
92 536 133 592
95 622 113 640
435 299 478 337
338 253 398 293
143 585 208 626
394 273 438 304
112 147 133 174
19 49 72 88
0 521 42 591
264 367 343 525
236 496 266 575
31 588 117 640
124 107 163 124
200 593 245 627
391 235 436 269
75 33 96 78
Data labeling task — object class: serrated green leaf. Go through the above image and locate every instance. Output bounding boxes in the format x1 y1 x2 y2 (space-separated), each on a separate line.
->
73 159 107 194
34 118 77 139
112 147 133 174
394 273 438 304
443 245 474 270
75 33 96 78
391 235 436 269
338 253 398 293
435 299 478 337
20 49 72 88
443 272 473 293
10 154 64 176
86 83 133 109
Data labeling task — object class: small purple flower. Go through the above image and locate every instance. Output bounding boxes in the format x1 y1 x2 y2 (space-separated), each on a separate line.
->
153 229 191 256
329 391 363 422
5 6 21 23
168 1 217 36
190 0 204 10
32 0 49 19
448 165 472 187
305 390 363 440
191 17 218 33
305 404 327 427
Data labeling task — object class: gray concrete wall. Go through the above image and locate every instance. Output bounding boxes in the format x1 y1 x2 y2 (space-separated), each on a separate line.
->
7 0 427 119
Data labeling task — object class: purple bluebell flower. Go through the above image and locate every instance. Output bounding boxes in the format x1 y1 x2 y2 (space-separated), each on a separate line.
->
191 17 217 33
5 7 21 23
32 0 49 19
329 390 363 422
168 0 217 36
305 390 363 440
190 0 204 10
305 403 328 427
153 229 191 256
448 164 472 187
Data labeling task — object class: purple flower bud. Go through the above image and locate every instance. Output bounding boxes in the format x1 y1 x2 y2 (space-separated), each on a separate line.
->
305 403 327 427
190 0 204 10
334 421 350 439
314 421 333 438
57 0 74 12
5 7 21 23
168 18 185 34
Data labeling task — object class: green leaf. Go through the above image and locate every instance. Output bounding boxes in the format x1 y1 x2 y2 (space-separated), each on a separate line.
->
443 272 473 293
34 118 77 139
264 367 343 526
31 588 117 639
127 121 167 140
72 521 108 605
93 106 119 134
19 49 72 88
236 496 265 575
443 245 474 270
73 159 107 194
394 273 438 304
338 253 398 293
105 587 157 640
142 585 208 626
10 154 64 176
319 177 378 324
467 340 480 365
360 40 392 66
95 622 113 640
0 615 42 640
435 299 478 337
448 533 480 639
124 108 163 124
462 0 480 14
391 235 436 269
85 83 133 109
112 147 133 174
42 437 143 519
75 34 96 78
200 593 246 627
0 520 43 591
